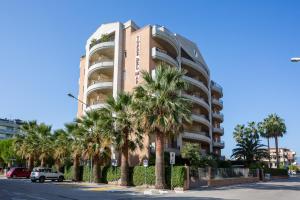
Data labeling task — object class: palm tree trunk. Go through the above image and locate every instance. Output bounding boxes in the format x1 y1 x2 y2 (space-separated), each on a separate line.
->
41 158 46 167
267 138 271 168
55 161 61 172
120 132 129 186
73 155 80 181
275 136 280 168
28 155 34 171
93 156 101 183
155 131 166 189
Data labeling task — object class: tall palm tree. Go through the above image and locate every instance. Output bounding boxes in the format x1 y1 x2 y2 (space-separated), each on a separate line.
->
104 93 143 186
133 64 192 189
76 110 111 183
15 120 38 170
262 114 286 168
52 129 70 172
35 123 53 167
258 121 271 168
65 122 84 182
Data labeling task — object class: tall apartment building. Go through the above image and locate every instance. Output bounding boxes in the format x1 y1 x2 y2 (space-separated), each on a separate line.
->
263 148 297 168
77 20 224 164
0 118 24 140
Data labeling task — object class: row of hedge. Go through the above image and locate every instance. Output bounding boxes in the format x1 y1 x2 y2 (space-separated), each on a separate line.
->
264 168 288 176
65 165 186 188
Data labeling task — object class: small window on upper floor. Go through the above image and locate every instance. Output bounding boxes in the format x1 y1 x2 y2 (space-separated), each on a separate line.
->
124 50 127 58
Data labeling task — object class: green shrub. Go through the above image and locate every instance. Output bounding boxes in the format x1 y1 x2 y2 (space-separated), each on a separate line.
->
166 166 186 188
104 166 120 182
265 168 288 176
82 166 92 182
132 166 155 186
64 166 73 180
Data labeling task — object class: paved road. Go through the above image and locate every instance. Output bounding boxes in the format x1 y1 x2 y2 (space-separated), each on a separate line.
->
0 176 299 200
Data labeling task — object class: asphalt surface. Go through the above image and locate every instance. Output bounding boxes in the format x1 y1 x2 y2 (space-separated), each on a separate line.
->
0 176 299 200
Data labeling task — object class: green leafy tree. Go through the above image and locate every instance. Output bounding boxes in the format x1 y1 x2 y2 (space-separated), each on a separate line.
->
103 93 143 186
260 114 286 168
134 64 192 189
0 139 17 167
231 122 268 167
180 143 200 167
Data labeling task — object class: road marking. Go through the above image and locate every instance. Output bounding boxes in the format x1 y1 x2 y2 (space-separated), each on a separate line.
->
82 186 121 191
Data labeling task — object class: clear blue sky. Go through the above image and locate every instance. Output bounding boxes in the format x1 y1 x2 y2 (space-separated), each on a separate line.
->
0 0 299 158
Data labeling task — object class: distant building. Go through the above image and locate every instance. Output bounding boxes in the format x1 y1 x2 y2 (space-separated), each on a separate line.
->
0 118 24 140
263 148 296 168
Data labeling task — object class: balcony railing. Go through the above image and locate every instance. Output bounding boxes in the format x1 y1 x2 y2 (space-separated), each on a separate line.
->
211 81 223 95
182 131 211 143
212 98 223 108
181 57 209 80
89 41 115 57
182 93 210 112
88 79 113 87
213 127 224 135
212 112 224 122
152 25 179 54
213 140 225 148
152 47 178 67
182 75 209 95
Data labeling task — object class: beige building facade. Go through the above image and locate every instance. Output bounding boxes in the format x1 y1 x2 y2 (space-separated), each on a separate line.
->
263 148 297 168
77 20 224 165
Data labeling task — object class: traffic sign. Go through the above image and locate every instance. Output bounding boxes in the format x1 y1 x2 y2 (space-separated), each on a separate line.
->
143 159 148 167
170 152 175 165
111 159 118 166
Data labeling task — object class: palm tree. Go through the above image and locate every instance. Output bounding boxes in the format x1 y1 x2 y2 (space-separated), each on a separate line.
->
52 129 70 172
232 122 268 166
65 122 84 182
15 120 38 170
133 64 192 189
261 114 286 168
35 123 53 167
104 93 143 186
258 121 271 168
76 110 111 183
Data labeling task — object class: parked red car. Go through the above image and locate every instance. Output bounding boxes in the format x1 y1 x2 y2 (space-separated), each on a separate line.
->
6 167 31 178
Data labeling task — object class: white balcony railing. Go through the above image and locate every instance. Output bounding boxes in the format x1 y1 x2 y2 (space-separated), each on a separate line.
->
182 93 210 112
89 41 115 57
213 140 225 148
86 82 113 96
152 25 179 54
182 75 209 95
211 80 223 96
87 61 114 78
213 127 224 135
181 57 209 81
182 131 211 144
152 47 178 67
212 112 224 122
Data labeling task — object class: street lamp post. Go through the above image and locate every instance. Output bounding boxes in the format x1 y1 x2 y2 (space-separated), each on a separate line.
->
67 93 88 106
291 57 300 62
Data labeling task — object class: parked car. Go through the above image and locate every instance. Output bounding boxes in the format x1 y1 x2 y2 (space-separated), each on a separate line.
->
30 167 64 183
6 167 31 178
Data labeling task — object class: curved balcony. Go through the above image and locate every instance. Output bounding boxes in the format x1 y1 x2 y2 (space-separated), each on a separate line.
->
88 61 114 78
212 112 224 122
213 127 224 136
211 81 223 97
182 75 209 95
212 98 223 109
182 131 211 144
86 82 113 96
89 41 115 57
152 25 179 55
182 93 210 112
213 140 225 149
191 114 210 128
181 57 209 81
152 47 178 67
85 103 106 112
